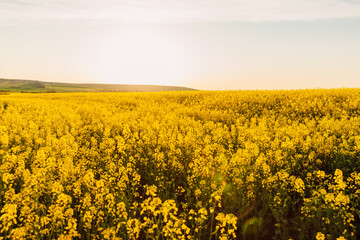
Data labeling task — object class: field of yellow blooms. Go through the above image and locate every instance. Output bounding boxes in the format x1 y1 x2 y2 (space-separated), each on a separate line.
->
0 89 360 240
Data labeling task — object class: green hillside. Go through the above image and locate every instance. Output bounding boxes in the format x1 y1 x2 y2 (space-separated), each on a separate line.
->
0 79 197 93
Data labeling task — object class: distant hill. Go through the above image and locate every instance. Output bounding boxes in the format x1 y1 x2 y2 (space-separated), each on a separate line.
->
0 79 197 93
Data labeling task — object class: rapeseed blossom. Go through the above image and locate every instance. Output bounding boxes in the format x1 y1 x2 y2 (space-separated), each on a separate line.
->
0 89 359 239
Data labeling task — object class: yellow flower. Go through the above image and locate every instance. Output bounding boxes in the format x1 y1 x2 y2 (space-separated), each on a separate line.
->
336 236 346 240
294 178 305 194
316 232 326 240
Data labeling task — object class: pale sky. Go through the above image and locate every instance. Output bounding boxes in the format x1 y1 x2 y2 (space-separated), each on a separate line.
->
1 0 360 90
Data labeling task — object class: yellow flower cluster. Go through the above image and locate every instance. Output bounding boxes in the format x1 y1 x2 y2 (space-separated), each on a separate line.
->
0 88 360 239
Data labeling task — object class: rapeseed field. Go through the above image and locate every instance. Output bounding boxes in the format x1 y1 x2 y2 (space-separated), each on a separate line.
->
0 89 359 239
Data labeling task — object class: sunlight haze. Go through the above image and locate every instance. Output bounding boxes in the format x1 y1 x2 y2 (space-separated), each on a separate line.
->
1 0 360 90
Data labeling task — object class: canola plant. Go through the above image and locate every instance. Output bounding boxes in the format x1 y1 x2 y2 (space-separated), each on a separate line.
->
0 89 359 240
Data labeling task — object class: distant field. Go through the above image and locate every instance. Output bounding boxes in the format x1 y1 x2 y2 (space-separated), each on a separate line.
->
0 78 197 92
0 89 360 239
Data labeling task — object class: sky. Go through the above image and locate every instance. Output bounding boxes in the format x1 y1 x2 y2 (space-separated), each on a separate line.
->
1 0 360 90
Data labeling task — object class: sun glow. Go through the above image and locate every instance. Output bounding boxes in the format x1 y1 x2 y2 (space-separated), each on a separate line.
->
92 27 189 86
